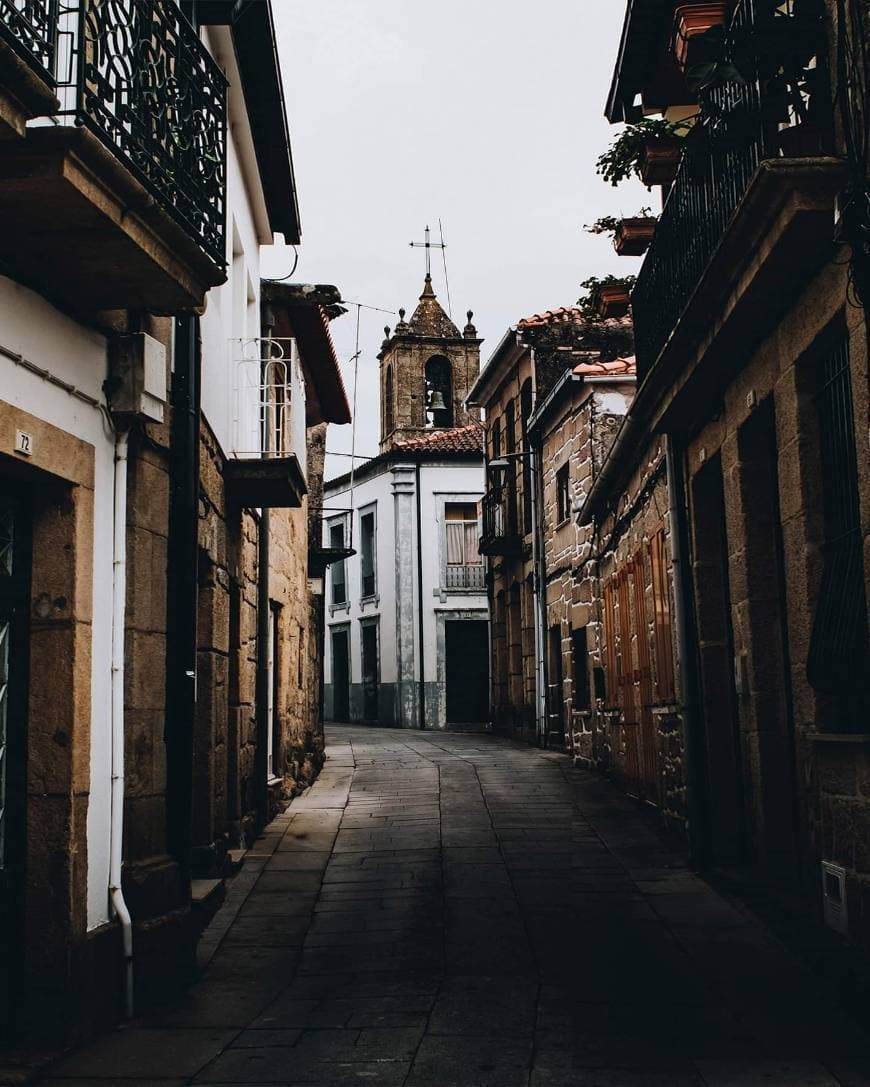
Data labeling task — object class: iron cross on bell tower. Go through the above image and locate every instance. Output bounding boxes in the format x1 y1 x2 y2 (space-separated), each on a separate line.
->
409 224 446 280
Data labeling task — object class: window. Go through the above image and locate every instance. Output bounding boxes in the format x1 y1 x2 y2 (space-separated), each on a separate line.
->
360 509 376 598
556 464 570 523
572 627 591 710
491 417 502 459
329 522 347 605
445 502 483 590
425 356 453 428
520 379 534 536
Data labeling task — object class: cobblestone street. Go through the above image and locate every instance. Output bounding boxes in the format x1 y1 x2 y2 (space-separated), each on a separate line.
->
44 726 870 1086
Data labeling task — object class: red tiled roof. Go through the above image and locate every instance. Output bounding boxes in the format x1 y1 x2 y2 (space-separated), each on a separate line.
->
517 307 586 329
394 423 484 454
572 355 636 377
517 309 634 335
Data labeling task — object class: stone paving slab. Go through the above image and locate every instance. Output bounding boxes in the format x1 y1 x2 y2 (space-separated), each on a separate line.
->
36 724 870 1086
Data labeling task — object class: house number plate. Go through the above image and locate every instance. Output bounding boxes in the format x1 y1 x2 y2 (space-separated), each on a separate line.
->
14 430 33 456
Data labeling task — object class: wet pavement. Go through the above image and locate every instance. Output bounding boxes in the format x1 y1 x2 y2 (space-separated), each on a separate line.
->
43 724 870 1086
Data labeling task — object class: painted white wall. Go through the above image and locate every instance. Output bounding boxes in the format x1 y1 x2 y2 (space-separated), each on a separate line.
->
322 466 399 689
0 276 115 931
323 457 488 726
198 106 264 458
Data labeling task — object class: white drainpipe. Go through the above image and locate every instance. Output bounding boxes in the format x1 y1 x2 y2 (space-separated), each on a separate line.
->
110 429 134 1018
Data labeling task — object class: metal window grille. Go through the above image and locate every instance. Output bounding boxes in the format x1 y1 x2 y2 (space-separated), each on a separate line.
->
807 335 869 701
232 337 301 461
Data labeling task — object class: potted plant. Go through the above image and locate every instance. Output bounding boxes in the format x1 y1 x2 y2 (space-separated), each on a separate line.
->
577 275 637 319
585 210 658 256
672 3 731 72
684 4 825 155
596 117 694 189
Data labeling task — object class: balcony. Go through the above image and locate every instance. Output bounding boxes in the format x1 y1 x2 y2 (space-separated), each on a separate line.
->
0 0 60 137
445 563 485 591
630 0 844 385
0 0 227 312
479 488 522 558
226 336 308 509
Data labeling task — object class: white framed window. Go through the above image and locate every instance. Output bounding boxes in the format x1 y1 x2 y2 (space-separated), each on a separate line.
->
444 501 484 591
359 505 377 599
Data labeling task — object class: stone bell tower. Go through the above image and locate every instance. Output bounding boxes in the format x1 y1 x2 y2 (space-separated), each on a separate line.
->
378 274 482 452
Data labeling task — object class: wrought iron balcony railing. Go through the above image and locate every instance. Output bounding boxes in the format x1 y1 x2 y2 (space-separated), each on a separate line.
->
631 0 807 378
480 487 521 556
53 0 226 263
0 0 57 76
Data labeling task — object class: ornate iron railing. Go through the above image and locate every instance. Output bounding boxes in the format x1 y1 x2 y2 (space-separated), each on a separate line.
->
54 0 226 263
631 0 772 378
481 487 520 553
0 0 57 76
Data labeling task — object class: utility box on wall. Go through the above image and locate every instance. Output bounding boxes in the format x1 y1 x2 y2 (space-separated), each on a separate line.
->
108 332 167 424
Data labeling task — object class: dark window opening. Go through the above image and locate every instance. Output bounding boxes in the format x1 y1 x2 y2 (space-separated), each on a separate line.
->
329 523 347 605
384 365 395 437
556 464 570 524
360 511 376 598
520 378 534 536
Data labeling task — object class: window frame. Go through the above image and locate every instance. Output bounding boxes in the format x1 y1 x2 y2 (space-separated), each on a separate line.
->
358 504 378 601
442 498 484 592
327 517 348 606
556 463 570 525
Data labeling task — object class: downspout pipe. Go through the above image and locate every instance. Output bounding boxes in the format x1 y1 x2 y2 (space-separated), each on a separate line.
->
255 505 270 821
415 461 426 730
110 429 134 1018
529 441 548 746
665 435 707 867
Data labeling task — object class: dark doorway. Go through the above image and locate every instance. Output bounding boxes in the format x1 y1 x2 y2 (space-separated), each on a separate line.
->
446 620 489 724
0 484 31 1040
737 399 799 874
690 454 746 865
331 629 350 721
361 621 379 721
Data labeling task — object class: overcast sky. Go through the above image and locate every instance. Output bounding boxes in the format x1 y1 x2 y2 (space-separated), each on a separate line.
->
262 2 649 480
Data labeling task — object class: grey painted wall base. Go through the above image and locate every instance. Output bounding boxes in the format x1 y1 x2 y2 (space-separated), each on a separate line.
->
323 682 399 727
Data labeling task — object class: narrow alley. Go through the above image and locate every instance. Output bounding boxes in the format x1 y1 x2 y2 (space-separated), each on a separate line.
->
43 726 870 1087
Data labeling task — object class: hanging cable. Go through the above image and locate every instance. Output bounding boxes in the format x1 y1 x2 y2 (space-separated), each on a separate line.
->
262 245 300 283
438 218 453 320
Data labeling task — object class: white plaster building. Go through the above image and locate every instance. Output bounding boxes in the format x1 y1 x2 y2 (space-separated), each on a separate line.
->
323 278 490 730
0 0 319 1042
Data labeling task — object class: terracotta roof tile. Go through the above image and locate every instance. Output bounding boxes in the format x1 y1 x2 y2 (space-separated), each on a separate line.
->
517 306 587 329
572 355 636 377
394 423 484 454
